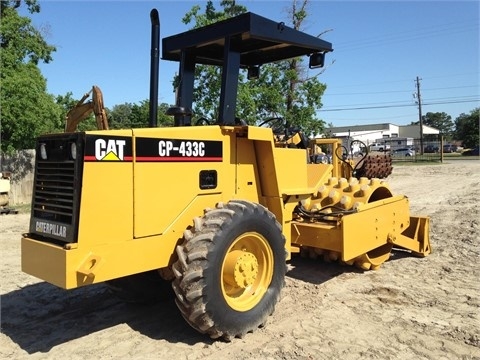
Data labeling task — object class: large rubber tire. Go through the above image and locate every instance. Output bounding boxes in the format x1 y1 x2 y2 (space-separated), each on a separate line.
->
172 200 287 341
106 270 173 304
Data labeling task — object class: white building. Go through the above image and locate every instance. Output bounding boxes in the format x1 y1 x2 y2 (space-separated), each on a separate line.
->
323 123 440 152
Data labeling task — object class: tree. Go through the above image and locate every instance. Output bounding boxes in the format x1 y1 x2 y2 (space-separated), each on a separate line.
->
181 1 247 122
1 64 62 152
454 108 479 149
411 112 454 138
275 0 328 136
55 91 98 132
1 0 59 153
109 103 134 128
180 0 329 136
108 101 173 129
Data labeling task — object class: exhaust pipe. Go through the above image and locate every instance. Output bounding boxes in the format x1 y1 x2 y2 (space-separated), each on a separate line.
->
149 9 160 127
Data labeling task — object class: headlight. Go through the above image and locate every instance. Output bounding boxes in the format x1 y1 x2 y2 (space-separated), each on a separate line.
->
69 142 77 160
40 143 47 160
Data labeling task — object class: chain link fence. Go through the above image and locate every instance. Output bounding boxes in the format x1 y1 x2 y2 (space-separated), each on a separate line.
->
391 135 444 163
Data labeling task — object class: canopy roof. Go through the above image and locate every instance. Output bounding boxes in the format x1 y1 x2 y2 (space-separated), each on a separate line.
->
162 12 333 67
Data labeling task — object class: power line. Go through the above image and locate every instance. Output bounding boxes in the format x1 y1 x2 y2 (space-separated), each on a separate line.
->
321 103 416 112
326 99 420 107
423 99 480 106
422 95 479 101
326 89 412 96
421 72 480 81
333 21 479 53
335 19 479 48
326 113 417 122
323 72 479 90
321 95 478 109
321 98 479 112
423 85 479 92
325 84 479 96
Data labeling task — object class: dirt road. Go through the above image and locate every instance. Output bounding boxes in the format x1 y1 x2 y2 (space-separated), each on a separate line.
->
1 160 479 359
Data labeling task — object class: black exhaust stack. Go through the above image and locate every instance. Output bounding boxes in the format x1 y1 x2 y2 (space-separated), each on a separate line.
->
149 9 160 127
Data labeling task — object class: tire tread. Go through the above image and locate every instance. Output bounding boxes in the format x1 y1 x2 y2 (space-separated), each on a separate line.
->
172 201 286 340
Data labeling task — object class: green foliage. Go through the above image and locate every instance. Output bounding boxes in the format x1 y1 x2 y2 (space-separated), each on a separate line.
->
130 100 151 128
109 103 133 128
180 0 327 136
109 101 173 129
55 91 96 132
0 0 55 67
158 103 175 127
182 1 247 123
1 63 62 152
0 0 59 153
454 108 479 148
55 92 78 116
411 112 454 138
182 0 246 27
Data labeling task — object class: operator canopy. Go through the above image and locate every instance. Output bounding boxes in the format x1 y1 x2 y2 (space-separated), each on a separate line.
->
161 12 333 126
162 12 333 67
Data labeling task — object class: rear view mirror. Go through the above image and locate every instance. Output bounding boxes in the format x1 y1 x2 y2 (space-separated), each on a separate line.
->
247 65 260 80
309 52 325 69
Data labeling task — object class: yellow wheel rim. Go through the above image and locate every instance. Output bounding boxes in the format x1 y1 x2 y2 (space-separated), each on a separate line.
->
221 232 274 312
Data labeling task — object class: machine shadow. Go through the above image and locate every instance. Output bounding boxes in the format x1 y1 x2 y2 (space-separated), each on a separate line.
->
3 251 414 354
1 282 208 354
287 248 414 284
287 255 362 285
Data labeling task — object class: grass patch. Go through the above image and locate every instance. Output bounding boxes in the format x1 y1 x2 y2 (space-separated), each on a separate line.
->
10 203 31 214
445 155 480 161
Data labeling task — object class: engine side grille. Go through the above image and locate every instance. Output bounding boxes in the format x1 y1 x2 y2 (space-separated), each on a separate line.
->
30 133 84 243
34 161 75 224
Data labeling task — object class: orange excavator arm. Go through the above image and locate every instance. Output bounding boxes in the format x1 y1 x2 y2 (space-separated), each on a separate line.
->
65 85 109 132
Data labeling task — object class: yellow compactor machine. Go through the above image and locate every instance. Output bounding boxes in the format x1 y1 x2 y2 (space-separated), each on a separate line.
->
22 10 430 341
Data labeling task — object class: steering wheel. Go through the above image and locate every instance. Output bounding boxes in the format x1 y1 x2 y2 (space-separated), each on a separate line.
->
259 117 309 149
195 117 213 126
258 117 287 135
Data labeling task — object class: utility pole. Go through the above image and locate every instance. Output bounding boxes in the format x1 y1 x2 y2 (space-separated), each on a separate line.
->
415 76 424 155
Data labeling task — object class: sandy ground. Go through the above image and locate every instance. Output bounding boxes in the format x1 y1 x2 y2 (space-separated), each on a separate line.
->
1 160 479 360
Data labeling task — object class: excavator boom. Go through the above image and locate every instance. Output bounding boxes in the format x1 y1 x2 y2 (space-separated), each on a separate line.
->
65 85 109 132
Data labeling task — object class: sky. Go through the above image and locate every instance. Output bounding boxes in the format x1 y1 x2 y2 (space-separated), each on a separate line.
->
22 0 479 127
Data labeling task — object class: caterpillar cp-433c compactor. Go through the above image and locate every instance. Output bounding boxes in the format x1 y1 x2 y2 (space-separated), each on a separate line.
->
22 10 430 341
